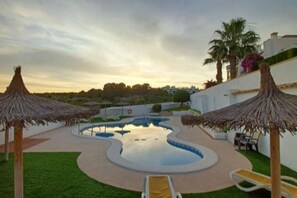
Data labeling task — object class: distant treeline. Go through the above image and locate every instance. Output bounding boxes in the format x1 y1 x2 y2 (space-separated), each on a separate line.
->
36 82 172 106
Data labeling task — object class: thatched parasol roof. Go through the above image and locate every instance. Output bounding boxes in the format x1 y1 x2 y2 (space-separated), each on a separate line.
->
83 101 100 107
182 63 297 134
182 63 297 198
0 66 99 198
0 67 98 126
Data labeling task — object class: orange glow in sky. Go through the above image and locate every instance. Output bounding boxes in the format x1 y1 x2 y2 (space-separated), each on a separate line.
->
1 1 297 92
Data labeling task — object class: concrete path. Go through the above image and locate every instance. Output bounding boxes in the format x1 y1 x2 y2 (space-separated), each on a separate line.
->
25 116 252 193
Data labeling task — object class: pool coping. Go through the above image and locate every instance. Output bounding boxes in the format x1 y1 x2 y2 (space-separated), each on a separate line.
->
72 116 219 174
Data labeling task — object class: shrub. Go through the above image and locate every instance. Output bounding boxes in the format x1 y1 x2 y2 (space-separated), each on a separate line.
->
221 125 230 133
152 104 162 113
203 80 217 89
257 48 297 67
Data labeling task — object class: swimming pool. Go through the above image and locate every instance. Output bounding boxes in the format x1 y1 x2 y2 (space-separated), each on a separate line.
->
77 117 218 173
82 118 202 166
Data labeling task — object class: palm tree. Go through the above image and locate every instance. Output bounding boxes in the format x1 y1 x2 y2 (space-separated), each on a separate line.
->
203 40 227 83
211 18 260 79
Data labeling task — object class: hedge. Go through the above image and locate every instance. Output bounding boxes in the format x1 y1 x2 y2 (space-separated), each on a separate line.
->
257 48 297 67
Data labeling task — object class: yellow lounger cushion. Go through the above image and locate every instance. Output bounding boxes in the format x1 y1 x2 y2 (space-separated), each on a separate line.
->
236 169 271 184
149 176 173 198
234 169 297 197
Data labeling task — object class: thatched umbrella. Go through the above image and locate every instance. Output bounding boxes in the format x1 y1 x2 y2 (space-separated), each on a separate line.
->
115 124 130 136
98 101 112 116
182 63 297 198
116 102 129 116
0 67 98 198
83 101 100 107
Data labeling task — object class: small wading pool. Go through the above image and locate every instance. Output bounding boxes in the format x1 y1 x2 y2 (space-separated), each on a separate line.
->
78 117 218 173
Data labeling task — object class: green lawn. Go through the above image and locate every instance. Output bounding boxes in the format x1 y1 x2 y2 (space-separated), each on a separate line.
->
167 106 191 112
1 151 296 198
81 116 130 123
0 153 139 198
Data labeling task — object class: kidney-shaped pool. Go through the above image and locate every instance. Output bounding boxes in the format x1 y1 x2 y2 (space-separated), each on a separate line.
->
77 117 218 173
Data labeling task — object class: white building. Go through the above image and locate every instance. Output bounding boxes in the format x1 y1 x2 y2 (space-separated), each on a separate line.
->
163 85 199 95
231 32 297 78
263 32 297 58
190 33 297 171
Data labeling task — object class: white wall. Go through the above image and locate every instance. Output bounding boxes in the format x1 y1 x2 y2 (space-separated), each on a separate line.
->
263 37 297 58
97 102 179 117
0 122 65 145
190 57 297 171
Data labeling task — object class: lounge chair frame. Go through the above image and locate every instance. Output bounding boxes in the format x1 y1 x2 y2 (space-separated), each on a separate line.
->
234 131 249 147
141 175 182 198
230 168 297 198
237 131 261 153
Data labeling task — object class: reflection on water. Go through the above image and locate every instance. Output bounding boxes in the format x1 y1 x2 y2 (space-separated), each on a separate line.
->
83 119 202 166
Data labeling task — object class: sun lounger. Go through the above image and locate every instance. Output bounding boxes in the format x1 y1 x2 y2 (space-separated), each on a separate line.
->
141 175 182 198
230 168 297 198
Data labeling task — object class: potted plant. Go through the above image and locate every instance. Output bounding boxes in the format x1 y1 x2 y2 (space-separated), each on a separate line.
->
213 125 229 139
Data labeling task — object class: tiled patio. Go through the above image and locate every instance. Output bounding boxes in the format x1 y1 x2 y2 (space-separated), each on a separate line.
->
24 116 252 193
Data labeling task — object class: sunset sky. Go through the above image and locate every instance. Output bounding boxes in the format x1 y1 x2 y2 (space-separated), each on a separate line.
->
1 0 297 93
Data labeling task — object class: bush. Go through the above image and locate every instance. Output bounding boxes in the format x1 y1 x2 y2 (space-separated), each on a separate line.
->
152 104 162 113
241 52 263 71
203 80 217 89
221 125 230 133
257 48 297 67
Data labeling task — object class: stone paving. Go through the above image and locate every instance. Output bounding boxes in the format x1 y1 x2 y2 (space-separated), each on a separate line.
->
25 116 252 193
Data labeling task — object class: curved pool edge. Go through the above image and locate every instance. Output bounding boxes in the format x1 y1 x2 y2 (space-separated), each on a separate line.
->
72 116 219 173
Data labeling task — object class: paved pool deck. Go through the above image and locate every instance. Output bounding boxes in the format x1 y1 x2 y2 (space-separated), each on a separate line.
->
24 116 252 193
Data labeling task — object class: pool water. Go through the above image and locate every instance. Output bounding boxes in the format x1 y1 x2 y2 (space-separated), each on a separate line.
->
83 118 202 166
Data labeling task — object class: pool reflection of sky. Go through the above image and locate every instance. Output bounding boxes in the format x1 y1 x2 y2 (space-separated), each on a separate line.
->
84 121 202 166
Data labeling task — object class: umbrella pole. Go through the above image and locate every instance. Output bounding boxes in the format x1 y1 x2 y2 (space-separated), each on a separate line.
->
4 124 9 161
270 128 281 198
14 122 23 198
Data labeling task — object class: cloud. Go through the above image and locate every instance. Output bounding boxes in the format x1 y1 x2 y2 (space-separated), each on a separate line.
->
1 0 297 92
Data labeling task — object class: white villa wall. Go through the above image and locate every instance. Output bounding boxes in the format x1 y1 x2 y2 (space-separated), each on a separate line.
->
190 57 297 171
0 122 65 145
263 36 297 58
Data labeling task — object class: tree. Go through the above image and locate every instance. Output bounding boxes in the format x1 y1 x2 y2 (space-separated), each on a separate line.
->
173 89 190 107
203 39 227 83
132 83 151 96
115 82 126 97
203 79 217 89
211 18 260 79
103 83 117 100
